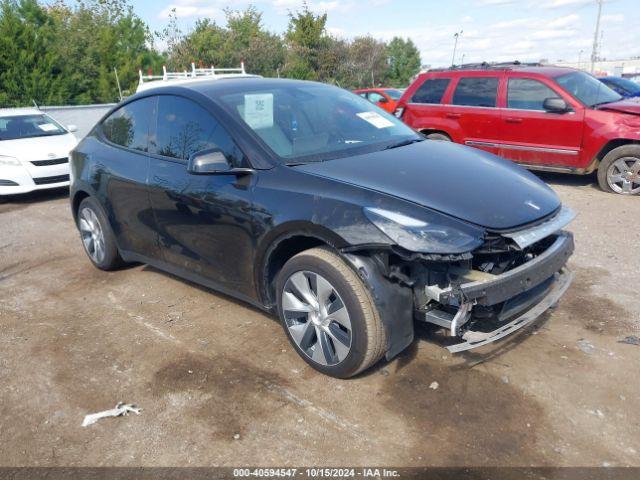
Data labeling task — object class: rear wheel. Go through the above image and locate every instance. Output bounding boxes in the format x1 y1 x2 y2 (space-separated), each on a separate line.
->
276 247 386 378
597 145 640 195
425 132 451 142
77 197 123 270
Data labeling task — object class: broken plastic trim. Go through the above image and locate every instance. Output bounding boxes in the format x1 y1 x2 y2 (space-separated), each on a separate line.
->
429 232 574 307
446 268 574 353
503 205 576 249
341 243 473 262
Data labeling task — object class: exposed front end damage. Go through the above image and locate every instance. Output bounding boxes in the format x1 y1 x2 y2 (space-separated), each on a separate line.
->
342 206 575 357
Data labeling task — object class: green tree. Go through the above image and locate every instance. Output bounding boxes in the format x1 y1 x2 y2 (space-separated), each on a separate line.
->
162 7 284 78
224 7 284 77
0 0 66 107
50 0 163 103
0 1 422 106
283 3 327 80
385 37 421 87
350 36 388 87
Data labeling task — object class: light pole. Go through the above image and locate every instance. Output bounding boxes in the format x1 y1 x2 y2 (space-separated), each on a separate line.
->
451 30 463 67
590 0 603 73
578 49 584 70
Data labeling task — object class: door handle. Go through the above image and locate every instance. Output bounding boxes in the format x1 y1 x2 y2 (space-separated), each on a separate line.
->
446 113 462 119
505 117 523 124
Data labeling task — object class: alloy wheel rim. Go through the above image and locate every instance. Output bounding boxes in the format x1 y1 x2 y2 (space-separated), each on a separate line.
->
607 157 640 195
79 207 105 263
282 270 352 366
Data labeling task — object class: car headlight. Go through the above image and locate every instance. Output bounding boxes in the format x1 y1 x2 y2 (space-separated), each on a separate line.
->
0 155 20 166
364 207 484 254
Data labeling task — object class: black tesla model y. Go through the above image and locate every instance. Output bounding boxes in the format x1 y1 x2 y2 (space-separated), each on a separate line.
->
70 78 574 378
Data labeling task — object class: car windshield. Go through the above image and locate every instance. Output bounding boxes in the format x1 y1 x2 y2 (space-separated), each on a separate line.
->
556 71 622 107
0 114 67 141
604 77 640 96
219 83 420 164
384 89 403 100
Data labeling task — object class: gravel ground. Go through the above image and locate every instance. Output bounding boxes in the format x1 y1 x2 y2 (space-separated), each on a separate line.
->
0 173 638 467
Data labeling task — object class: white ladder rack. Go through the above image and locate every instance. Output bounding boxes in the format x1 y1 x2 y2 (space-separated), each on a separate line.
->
138 62 247 86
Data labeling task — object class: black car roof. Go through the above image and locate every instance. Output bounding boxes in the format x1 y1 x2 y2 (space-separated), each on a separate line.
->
140 77 333 101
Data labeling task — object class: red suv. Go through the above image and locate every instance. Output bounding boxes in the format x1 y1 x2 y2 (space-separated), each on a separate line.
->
396 63 640 195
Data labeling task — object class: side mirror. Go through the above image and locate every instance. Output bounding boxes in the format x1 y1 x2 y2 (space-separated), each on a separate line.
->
543 97 570 113
67 124 78 133
187 148 253 176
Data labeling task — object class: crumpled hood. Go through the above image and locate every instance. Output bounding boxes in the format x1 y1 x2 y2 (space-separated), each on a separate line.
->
0 133 78 161
597 98 640 115
296 141 560 230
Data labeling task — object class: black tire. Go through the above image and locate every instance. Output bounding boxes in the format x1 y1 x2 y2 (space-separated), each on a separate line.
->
276 247 387 378
425 132 451 142
76 197 123 270
597 145 640 195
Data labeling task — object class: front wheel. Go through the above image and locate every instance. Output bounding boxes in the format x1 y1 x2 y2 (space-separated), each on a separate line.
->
597 145 640 195
276 247 387 378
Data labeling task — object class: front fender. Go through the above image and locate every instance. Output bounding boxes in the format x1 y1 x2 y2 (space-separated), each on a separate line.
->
342 252 414 361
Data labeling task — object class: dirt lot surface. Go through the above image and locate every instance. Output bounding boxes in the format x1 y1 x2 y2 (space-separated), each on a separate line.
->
1 173 639 467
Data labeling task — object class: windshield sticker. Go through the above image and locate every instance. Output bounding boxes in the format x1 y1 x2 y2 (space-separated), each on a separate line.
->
37 123 59 132
244 94 274 129
356 111 394 129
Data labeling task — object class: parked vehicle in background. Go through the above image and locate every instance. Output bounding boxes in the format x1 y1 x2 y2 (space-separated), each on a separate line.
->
0 109 77 197
599 76 640 99
137 62 259 93
354 88 404 113
396 63 640 195
70 77 574 378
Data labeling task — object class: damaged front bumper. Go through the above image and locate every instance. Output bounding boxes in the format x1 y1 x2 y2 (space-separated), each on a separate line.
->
446 268 573 352
417 231 575 352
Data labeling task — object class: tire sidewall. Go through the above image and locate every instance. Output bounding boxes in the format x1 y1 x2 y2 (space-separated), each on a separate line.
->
77 196 121 270
276 251 371 378
426 133 451 142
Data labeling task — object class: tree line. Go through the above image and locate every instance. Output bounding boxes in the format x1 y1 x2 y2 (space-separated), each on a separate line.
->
0 0 422 107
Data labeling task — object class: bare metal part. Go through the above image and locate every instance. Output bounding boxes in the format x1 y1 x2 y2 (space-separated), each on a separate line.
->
446 268 574 353
503 205 575 249
424 284 448 303
450 302 473 337
421 308 453 329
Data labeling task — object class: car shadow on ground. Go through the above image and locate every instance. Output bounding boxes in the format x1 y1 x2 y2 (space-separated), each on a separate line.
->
140 264 271 318
379 312 553 377
0 187 69 214
532 171 599 191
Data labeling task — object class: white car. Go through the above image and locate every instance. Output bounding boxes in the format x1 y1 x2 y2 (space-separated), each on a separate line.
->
0 108 78 197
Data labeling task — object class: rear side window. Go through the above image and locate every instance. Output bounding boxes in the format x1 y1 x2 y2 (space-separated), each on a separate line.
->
452 77 499 107
411 78 450 104
508 78 560 110
102 97 155 152
368 92 386 103
153 95 242 163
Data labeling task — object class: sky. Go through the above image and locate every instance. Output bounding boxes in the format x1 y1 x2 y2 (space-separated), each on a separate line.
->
131 0 639 67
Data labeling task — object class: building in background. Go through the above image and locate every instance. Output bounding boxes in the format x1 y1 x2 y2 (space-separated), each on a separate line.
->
553 58 640 79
